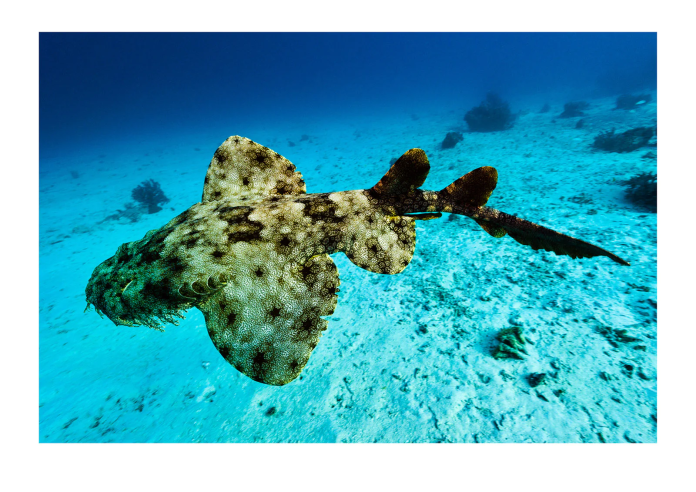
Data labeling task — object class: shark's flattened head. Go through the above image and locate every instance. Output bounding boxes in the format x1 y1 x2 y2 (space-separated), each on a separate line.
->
84 227 201 330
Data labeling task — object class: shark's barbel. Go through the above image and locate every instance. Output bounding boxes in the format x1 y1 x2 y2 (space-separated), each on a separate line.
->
85 136 628 385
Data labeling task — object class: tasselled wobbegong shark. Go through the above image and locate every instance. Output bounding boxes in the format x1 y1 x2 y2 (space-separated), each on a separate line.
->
85 136 629 385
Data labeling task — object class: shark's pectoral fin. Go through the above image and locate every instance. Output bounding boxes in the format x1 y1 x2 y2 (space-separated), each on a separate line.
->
198 254 340 385
202 136 307 202
344 214 416 274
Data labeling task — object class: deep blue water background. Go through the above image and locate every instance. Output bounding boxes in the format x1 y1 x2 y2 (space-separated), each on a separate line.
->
40 32 656 160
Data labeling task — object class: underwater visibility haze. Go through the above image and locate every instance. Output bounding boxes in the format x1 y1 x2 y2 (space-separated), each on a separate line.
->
40 33 657 442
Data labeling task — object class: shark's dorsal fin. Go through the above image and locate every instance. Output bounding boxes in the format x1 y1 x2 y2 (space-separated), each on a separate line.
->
202 136 306 202
371 148 430 195
440 166 498 208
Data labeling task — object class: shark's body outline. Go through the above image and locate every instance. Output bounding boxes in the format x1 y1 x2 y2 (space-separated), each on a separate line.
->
86 136 628 385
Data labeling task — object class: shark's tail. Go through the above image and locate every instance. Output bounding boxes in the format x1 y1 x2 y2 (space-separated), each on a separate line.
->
440 167 629 266
372 150 629 266
470 207 630 265
438 166 629 265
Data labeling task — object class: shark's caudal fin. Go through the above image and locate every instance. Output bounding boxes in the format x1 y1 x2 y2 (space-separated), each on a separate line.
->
474 208 631 265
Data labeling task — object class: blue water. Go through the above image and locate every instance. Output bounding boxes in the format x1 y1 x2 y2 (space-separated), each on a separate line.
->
40 32 656 160
39 33 657 442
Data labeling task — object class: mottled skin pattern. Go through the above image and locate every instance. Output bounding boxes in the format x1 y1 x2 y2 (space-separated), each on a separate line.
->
86 136 629 386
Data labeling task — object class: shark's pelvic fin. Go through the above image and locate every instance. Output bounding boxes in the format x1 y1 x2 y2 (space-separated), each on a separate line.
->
344 213 416 274
198 253 340 386
342 147 429 275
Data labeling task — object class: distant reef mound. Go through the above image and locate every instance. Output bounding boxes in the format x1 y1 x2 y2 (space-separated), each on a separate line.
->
593 127 654 153
464 92 514 132
559 101 589 118
132 179 170 214
623 171 657 213
441 131 464 149
614 93 652 110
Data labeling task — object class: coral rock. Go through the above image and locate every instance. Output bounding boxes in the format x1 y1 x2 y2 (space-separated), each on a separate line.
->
464 93 514 132
441 132 463 150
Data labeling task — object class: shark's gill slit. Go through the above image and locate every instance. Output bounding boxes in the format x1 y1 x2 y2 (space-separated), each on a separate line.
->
191 280 207 295
205 273 228 291
206 276 218 289
121 279 134 294
177 284 198 300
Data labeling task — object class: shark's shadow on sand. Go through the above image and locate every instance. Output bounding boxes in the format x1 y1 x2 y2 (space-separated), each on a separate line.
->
85 136 629 385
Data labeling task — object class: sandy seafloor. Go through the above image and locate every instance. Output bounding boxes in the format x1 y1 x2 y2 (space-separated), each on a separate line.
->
39 95 657 443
